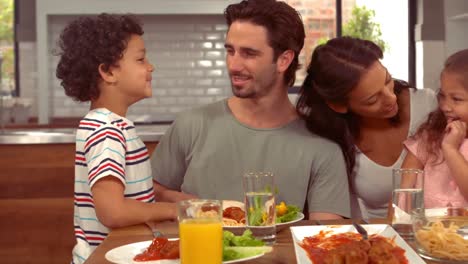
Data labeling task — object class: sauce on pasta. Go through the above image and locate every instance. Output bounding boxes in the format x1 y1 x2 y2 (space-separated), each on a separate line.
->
223 206 246 226
133 237 179 261
300 230 408 264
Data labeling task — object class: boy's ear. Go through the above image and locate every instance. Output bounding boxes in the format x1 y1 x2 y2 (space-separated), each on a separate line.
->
98 63 117 83
276 50 294 73
326 101 348 114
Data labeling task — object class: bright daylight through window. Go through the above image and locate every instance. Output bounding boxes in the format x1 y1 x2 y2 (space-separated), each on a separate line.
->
285 0 408 86
0 0 15 96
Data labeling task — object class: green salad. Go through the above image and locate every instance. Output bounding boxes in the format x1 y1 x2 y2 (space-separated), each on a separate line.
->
223 230 272 261
275 203 301 223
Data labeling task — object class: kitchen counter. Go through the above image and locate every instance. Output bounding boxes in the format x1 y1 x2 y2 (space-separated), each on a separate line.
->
0 124 170 144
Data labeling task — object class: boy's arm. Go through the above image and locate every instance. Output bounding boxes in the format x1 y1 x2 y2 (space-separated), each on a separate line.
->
91 177 177 229
153 180 197 203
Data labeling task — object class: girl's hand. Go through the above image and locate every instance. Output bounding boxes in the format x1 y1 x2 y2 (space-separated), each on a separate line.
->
442 120 467 151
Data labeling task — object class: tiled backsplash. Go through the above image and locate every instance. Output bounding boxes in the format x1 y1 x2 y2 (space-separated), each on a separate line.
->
20 14 232 121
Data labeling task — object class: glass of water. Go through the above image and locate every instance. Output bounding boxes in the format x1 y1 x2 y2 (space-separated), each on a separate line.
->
243 172 276 244
391 168 424 239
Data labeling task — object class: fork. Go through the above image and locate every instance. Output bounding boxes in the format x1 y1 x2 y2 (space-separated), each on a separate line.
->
352 221 368 240
146 221 164 237
152 229 163 238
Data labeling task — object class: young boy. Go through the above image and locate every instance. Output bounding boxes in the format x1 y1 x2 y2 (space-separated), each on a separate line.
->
55 13 176 263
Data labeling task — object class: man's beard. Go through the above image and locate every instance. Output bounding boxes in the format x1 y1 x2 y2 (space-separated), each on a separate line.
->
230 73 277 99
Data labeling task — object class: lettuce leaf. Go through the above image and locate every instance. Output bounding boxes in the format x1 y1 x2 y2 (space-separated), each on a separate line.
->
276 205 300 223
223 230 269 261
223 229 264 247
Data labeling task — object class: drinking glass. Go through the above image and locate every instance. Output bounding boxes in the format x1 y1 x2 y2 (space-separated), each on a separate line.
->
391 168 424 239
178 199 223 264
243 171 276 244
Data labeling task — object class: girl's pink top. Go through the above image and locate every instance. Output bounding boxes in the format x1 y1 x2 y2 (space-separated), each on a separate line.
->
404 138 468 208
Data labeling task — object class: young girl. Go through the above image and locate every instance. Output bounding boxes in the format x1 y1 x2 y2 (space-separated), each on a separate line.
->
55 14 177 263
401 49 468 208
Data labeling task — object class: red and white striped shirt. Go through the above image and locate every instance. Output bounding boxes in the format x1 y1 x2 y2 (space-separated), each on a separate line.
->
72 108 155 263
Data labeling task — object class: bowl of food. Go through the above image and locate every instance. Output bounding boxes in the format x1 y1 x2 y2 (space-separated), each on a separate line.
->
222 200 304 234
412 207 468 263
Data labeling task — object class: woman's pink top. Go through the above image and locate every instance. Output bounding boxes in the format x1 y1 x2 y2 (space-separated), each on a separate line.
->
404 138 468 208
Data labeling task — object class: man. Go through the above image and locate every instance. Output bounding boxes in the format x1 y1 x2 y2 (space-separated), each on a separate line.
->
151 0 350 220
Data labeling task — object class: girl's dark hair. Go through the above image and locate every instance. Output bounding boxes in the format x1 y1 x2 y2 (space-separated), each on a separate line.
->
56 13 143 102
296 36 410 177
411 49 468 163
224 0 305 87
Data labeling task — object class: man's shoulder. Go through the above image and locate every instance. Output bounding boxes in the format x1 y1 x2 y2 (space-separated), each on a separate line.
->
285 119 342 151
172 99 228 127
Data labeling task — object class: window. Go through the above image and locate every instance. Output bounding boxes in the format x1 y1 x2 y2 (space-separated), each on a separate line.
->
0 0 15 96
284 0 337 85
345 0 409 81
286 0 410 87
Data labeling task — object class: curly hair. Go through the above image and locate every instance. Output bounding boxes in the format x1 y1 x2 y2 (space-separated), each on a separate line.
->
56 13 143 102
224 0 305 87
296 36 410 178
411 49 468 164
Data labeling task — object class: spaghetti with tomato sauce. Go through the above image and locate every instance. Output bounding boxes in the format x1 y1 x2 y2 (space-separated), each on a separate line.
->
133 237 179 262
300 230 408 264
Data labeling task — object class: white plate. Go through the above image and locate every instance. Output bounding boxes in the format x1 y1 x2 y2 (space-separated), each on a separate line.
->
104 239 266 264
290 224 425 264
277 212 305 227
222 200 305 232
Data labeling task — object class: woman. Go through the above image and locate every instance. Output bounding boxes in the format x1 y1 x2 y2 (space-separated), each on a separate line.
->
296 36 437 218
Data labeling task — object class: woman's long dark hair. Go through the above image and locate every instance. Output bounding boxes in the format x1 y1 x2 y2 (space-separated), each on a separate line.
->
296 36 409 178
411 49 468 164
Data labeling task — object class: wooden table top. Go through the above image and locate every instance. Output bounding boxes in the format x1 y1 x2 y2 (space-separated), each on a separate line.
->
85 219 436 264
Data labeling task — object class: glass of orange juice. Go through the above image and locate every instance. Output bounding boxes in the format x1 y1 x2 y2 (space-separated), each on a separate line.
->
178 199 223 264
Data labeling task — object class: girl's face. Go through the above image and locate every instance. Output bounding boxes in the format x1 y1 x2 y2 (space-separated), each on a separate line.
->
438 71 468 124
346 61 398 119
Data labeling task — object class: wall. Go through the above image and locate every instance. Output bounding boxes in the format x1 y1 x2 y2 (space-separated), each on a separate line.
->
19 13 232 122
48 15 231 121
444 0 468 57
415 0 468 90
17 0 236 122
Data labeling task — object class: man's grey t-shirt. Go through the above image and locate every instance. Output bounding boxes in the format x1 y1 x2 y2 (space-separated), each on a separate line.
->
151 99 350 217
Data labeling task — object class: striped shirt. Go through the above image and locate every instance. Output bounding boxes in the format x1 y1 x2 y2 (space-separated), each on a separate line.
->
72 108 155 263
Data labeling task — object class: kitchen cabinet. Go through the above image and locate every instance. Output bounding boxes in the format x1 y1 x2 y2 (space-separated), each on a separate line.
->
0 142 157 264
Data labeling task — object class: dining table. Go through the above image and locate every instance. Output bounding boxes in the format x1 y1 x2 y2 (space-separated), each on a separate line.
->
84 218 437 264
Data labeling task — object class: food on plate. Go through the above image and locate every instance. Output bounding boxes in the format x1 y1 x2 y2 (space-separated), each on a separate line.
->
275 202 300 223
300 230 408 264
223 206 246 226
415 220 468 261
447 207 468 216
223 229 271 261
133 237 179 262
222 201 300 226
133 229 271 262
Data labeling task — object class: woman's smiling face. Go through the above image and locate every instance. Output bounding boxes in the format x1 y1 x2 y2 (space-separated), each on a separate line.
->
345 61 398 119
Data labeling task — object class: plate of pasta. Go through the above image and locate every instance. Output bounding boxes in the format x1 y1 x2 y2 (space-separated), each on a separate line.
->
222 200 304 234
413 207 468 263
290 224 425 264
